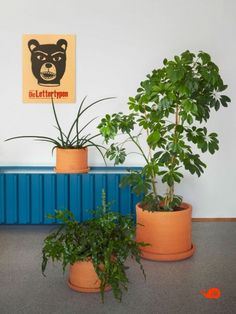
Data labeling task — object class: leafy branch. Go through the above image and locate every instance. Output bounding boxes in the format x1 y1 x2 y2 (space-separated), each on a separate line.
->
98 50 230 211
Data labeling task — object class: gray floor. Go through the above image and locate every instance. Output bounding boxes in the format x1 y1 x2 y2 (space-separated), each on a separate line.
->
0 223 235 314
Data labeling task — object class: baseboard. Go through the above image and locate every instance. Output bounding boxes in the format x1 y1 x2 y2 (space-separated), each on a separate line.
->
192 218 236 222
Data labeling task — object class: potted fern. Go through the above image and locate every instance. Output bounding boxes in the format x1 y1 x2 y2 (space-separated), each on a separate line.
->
6 97 114 173
98 50 231 261
42 191 146 302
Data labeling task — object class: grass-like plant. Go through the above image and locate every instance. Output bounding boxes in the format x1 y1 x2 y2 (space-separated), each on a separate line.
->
42 191 147 302
6 97 114 159
98 51 231 211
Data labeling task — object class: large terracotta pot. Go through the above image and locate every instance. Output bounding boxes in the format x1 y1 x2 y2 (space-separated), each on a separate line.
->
68 260 111 293
55 147 89 173
136 202 196 261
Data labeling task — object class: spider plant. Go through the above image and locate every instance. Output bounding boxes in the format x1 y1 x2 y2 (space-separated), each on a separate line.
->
6 96 115 160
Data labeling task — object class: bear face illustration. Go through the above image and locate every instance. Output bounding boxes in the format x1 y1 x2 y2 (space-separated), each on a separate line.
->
28 39 67 87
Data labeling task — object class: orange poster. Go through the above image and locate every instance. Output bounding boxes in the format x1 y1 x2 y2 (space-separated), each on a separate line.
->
22 34 75 103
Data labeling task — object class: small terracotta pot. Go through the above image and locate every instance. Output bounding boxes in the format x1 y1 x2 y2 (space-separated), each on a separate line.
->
136 202 196 261
55 147 89 173
68 260 111 293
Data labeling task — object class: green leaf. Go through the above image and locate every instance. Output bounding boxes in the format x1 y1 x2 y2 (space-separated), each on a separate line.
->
159 97 173 110
163 58 168 65
129 97 136 102
187 114 193 124
153 151 163 159
182 99 192 112
105 144 126 165
198 51 211 64
175 125 184 133
143 162 159 177
220 95 231 107
5 135 62 147
147 131 161 147
162 173 174 186
214 100 220 111
159 152 171 164
166 64 185 83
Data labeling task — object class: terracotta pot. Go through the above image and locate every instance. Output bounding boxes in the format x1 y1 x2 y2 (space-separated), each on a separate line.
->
68 260 111 293
55 147 89 173
136 202 196 261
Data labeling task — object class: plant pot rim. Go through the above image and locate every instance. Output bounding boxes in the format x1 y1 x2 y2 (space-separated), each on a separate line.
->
67 279 112 293
136 202 192 214
71 258 93 264
71 256 117 265
140 244 196 261
56 147 88 151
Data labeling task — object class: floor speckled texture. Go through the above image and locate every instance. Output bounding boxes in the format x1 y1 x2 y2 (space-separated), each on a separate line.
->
0 223 236 314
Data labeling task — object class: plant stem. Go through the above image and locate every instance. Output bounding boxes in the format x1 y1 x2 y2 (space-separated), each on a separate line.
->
165 104 180 207
102 189 106 214
127 130 158 198
127 132 149 164
143 107 158 199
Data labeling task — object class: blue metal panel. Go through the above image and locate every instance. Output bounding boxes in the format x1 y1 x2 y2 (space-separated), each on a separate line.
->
69 174 81 221
82 175 94 221
119 174 132 216
0 167 142 225
44 174 56 224
107 174 120 213
0 174 5 223
94 174 107 211
31 175 43 224
56 174 69 211
18 174 30 224
5 175 18 224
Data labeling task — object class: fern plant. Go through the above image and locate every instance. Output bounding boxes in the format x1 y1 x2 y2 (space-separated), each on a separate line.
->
42 191 147 302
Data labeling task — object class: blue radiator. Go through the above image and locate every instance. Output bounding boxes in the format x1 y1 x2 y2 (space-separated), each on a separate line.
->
0 167 142 224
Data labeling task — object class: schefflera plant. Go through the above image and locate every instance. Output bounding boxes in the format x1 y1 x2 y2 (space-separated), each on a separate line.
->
98 50 231 211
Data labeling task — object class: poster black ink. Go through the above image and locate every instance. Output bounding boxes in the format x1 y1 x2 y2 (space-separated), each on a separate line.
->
23 34 75 103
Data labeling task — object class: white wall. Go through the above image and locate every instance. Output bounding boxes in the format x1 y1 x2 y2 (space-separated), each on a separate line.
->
0 0 235 217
